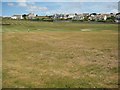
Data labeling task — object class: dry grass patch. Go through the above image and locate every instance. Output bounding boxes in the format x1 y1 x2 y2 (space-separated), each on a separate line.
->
2 30 118 88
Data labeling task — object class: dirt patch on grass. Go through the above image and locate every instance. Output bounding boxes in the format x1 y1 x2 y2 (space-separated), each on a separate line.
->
81 29 92 32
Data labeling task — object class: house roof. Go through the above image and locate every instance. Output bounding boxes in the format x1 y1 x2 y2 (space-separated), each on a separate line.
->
12 15 22 17
28 13 35 15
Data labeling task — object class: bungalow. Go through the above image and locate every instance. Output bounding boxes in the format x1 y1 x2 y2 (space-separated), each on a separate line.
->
11 15 23 19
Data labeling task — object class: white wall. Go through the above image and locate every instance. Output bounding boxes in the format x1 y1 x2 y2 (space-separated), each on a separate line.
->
11 16 17 19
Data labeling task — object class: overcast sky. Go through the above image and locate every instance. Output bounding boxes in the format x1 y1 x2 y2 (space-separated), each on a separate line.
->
1 0 119 16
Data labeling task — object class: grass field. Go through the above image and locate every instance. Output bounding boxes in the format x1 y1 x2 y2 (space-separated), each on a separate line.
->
2 19 118 88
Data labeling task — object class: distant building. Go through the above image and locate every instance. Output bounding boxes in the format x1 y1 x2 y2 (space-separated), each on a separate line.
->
52 14 68 20
11 15 23 19
67 14 76 19
115 13 120 23
10 12 119 22
104 15 107 20
88 13 113 21
52 14 59 19
73 14 84 20
82 13 89 17
27 13 36 19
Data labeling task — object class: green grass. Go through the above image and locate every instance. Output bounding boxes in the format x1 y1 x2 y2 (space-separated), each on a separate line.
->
2 19 118 32
2 19 118 88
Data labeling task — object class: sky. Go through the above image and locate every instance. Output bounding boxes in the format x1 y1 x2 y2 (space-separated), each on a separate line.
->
1 0 120 16
1 0 120 2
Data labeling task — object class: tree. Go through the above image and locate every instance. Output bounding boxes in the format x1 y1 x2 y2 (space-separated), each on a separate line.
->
22 14 27 19
36 15 38 17
106 16 115 22
75 13 77 15
66 14 69 17
84 16 89 21
92 13 97 15
48 15 52 19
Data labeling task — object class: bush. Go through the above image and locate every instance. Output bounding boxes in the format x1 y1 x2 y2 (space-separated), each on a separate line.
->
97 20 105 22
106 19 115 22
72 20 84 22
90 19 95 21
43 19 53 22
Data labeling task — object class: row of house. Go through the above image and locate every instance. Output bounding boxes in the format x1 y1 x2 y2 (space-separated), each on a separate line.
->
10 12 120 22
52 13 117 21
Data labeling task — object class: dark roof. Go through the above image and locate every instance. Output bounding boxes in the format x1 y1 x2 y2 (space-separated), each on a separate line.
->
116 13 120 15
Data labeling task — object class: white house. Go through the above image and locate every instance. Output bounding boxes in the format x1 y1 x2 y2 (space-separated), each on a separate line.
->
53 14 69 20
67 14 76 19
11 15 23 19
11 16 17 19
73 14 84 20
104 15 107 20
83 13 89 17
115 13 120 23
53 14 59 19
27 13 36 19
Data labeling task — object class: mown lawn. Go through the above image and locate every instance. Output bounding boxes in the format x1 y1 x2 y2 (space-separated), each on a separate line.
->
2 20 118 88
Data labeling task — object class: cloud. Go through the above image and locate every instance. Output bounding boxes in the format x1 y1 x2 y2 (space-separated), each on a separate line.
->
5 1 119 16
110 9 118 13
106 2 118 10
17 0 27 7
26 5 48 13
17 0 27 2
44 2 81 14
44 2 119 15
16 2 48 13
7 3 14 6
18 2 27 7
